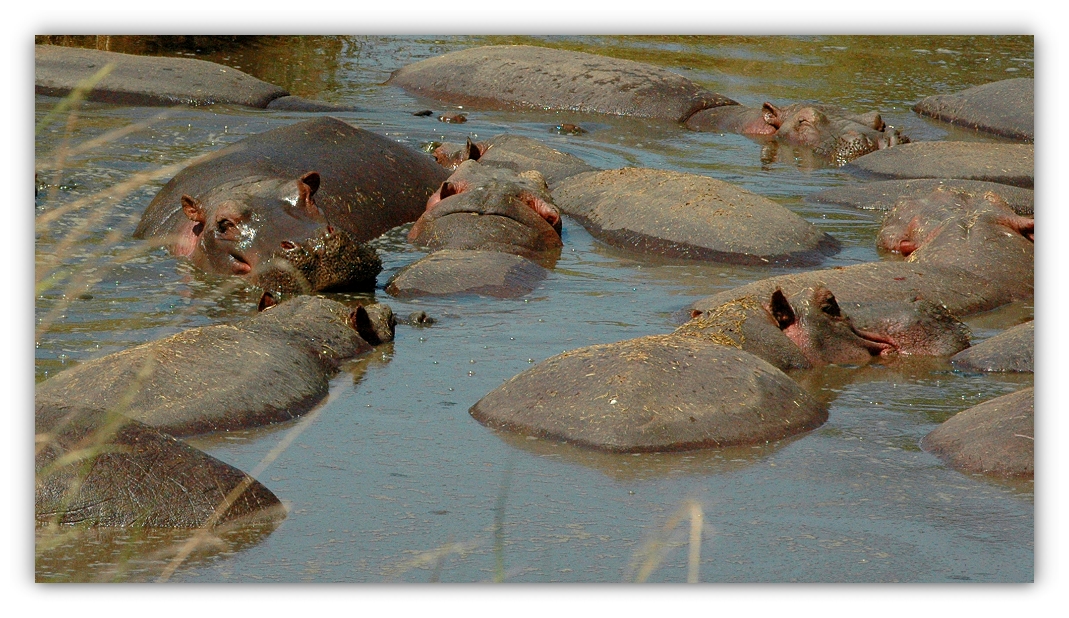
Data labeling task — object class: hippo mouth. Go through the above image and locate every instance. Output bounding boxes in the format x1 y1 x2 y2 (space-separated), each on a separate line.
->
851 325 898 356
228 251 253 275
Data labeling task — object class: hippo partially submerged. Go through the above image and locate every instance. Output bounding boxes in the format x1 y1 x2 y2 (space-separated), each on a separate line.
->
431 134 597 189
951 321 1033 373
921 387 1034 479
677 286 970 371
387 161 563 298
135 117 448 289
690 187 1034 319
35 296 393 436
36 404 285 527
388 44 736 122
685 101 910 166
469 334 828 453
552 167 840 265
913 78 1033 142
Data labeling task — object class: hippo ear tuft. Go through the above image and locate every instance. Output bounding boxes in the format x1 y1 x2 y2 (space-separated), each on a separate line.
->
769 288 796 330
465 138 482 162
762 102 782 128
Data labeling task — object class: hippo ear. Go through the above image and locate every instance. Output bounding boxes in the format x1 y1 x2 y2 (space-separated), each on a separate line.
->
762 102 782 128
1002 214 1035 242
769 289 796 330
296 172 322 217
814 288 843 318
439 181 461 200
465 138 482 162
181 195 207 235
257 291 278 312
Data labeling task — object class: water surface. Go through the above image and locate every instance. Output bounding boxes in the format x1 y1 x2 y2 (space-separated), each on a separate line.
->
34 35 1034 582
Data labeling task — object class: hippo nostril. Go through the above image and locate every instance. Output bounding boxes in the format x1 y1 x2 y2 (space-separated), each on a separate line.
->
326 225 335 234
280 241 297 250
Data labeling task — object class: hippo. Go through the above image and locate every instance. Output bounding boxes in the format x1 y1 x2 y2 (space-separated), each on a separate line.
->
251 225 383 298
846 141 1034 189
469 334 828 453
685 101 909 166
35 296 393 437
35 44 287 108
552 167 840 266
409 161 563 262
913 78 1034 142
134 117 448 288
387 161 564 298
676 286 970 371
806 179 1034 216
952 321 1033 373
921 387 1034 479
431 134 597 189
36 404 285 527
387 44 736 123
690 187 1034 319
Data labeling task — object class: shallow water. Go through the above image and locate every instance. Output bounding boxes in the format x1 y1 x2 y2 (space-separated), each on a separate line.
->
34 35 1034 582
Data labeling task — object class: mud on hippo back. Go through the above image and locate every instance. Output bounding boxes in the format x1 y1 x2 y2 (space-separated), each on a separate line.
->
134 116 448 290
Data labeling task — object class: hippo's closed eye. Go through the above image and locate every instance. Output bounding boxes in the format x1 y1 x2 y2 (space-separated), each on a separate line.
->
816 290 843 318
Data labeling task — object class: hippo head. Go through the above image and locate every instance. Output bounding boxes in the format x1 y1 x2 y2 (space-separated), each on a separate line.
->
250 224 383 298
773 105 910 166
768 286 897 365
408 160 563 263
877 188 1034 258
432 138 487 171
176 171 330 276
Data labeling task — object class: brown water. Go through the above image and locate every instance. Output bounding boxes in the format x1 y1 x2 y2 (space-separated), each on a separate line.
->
34 35 1034 582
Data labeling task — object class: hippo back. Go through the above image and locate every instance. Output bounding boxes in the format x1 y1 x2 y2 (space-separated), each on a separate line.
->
135 117 449 243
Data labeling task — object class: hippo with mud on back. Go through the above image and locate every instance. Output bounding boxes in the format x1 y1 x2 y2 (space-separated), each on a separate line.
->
675 285 970 371
386 160 564 298
689 187 1034 320
134 117 448 291
685 101 910 167
35 296 395 437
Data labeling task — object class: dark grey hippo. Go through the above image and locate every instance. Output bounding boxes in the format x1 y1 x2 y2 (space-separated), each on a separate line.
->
807 178 1033 216
921 387 1034 479
552 167 840 266
469 334 828 453
387 161 564 298
35 44 357 111
677 286 970 371
134 117 448 289
35 296 393 437
690 187 1034 319
685 101 910 166
36 404 285 528
432 134 597 189
387 44 736 122
913 78 1034 142
952 321 1033 373
846 142 1034 189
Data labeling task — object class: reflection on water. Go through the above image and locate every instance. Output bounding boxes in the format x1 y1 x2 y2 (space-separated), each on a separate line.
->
34 35 1033 582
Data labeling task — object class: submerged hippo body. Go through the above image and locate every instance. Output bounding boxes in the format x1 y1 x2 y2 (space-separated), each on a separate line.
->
685 101 909 166
846 141 1034 189
388 161 563 298
388 45 736 122
807 178 1034 216
913 78 1034 142
921 387 1034 479
951 321 1034 373
676 286 969 371
35 297 389 436
552 167 840 265
469 334 828 453
36 405 284 527
135 117 448 287
691 188 1034 318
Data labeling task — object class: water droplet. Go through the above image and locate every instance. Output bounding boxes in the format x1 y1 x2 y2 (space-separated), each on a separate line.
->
467 371 475 376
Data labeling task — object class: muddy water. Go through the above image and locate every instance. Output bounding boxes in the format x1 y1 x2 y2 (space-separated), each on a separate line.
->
34 35 1034 582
